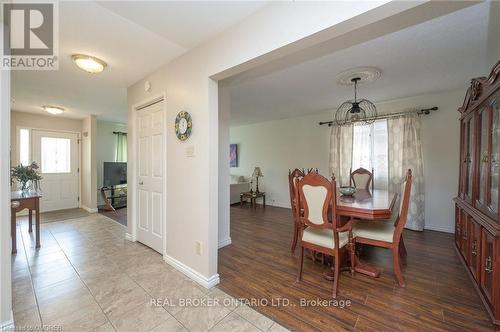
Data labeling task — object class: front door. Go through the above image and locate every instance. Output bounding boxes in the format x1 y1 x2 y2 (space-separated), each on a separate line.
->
32 130 79 212
136 100 165 253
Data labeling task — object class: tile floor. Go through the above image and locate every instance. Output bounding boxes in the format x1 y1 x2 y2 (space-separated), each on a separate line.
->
11 213 288 331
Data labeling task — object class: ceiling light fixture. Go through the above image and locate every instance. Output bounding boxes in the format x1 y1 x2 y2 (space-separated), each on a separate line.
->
43 106 64 115
72 54 107 73
334 77 377 126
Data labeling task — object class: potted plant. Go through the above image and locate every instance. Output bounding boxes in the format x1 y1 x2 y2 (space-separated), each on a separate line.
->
11 161 43 192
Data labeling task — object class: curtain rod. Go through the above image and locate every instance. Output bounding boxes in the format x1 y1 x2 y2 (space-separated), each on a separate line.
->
318 107 438 127
113 131 127 135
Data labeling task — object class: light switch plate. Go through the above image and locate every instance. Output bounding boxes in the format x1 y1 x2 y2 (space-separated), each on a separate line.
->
186 145 195 157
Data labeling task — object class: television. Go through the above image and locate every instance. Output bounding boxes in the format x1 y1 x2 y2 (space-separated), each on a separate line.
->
103 162 127 187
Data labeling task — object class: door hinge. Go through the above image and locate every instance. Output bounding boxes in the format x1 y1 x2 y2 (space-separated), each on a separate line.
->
77 139 81 144
77 196 80 202
77 168 80 173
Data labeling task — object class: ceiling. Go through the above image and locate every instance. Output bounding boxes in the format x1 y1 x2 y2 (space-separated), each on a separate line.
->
11 1 268 123
229 2 491 127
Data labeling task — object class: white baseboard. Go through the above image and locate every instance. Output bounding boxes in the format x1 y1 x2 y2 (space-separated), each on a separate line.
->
80 205 98 213
424 224 454 234
125 233 135 241
0 310 14 331
218 237 232 249
163 254 220 289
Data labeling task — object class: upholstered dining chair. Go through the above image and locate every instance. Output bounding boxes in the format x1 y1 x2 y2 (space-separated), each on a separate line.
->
288 168 305 253
350 167 374 191
352 169 412 287
295 172 355 298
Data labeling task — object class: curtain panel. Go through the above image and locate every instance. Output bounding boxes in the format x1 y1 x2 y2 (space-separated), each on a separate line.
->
329 125 353 186
388 114 425 231
115 133 127 162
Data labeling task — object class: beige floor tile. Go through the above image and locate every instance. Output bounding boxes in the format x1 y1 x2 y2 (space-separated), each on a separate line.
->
98 285 151 323
108 302 173 332
31 265 79 290
93 321 116 332
13 306 41 329
173 295 232 332
12 287 37 313
268 322 291 332
39 289 97 323
45 301 108 331
149 315 188 332
36 277 88 305
209 312 261 332
233 305 274 331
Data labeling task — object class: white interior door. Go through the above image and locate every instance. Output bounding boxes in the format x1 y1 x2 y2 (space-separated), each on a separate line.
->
32 130 79 212
136 101 165 253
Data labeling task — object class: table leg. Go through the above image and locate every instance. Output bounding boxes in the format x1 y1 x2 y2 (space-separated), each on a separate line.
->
252 198 256 209
28 209 33 233
263 195 266 208
324 250 380 280
11 208 17 254
35 199 40 249
240 195 243 207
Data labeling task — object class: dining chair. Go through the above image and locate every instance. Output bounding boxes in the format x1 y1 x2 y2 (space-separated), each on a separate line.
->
352 169 412 287
295 172 355 298
350 167 374 191
288 168 305 253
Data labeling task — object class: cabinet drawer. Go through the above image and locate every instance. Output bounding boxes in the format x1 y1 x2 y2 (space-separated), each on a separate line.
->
460 210 469 259
467 217 481 281
480 229 495 303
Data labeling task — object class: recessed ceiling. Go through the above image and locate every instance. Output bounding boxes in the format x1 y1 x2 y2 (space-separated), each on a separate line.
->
11 1 269 123
229 2 490 127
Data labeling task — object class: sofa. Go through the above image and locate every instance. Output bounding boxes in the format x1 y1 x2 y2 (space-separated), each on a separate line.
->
230 175 250 204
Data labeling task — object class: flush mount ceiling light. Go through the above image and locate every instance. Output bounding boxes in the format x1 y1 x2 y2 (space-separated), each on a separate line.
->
72 54 107 73
43 105 64 115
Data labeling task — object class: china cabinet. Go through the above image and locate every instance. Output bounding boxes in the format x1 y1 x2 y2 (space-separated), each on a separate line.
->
454 60 500 329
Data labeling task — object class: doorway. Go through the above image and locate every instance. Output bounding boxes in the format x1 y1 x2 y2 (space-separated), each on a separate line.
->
31 130 79 212
135 99 165 253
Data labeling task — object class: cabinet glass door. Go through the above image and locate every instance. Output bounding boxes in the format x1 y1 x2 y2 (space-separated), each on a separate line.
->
464 115 474 202
478 108 489 207
490 98 500 218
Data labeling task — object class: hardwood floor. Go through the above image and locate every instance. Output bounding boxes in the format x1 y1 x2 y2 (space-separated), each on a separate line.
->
218 205 495 332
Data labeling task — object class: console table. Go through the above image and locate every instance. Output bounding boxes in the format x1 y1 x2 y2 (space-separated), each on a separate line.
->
11 191 42 254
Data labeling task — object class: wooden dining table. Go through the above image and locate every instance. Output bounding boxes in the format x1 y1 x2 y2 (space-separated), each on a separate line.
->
327 188 397 279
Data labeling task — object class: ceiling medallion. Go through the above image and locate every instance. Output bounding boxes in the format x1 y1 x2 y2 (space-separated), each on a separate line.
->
334 77 377 126
336 66 381 86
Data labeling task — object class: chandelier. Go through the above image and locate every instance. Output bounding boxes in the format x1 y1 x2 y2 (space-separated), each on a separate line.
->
334 77 377 126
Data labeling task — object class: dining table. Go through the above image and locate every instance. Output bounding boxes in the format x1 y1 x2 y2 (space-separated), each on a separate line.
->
325 188 397 279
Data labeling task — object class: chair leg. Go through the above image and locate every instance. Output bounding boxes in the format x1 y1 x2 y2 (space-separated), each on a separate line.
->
291 224 299 253
393 246 405 287
399 237 407 265
332 254 340 298
297 247 304 282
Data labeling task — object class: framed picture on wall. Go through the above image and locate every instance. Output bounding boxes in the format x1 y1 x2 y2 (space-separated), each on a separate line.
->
229 144 238 167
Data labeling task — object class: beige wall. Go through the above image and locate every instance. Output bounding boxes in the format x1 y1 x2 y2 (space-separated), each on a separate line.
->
127 2 469 284
81 115 97 212
10 111 83 166
230 88 466 233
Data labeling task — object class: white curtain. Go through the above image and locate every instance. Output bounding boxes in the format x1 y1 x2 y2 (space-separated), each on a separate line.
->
115 133 127 162
352 120 389 189
388 114 425 231
329 125 353 186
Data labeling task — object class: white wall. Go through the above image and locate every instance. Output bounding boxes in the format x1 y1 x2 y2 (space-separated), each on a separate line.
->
230 89 466 233
81 115 97 212
230 112 331 208
96 120 127 205
0 64 13 329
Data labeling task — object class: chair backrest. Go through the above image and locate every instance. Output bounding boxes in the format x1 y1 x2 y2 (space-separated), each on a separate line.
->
295 172 337 230
392 169 413 243
350 167 374 191
288 169 305 220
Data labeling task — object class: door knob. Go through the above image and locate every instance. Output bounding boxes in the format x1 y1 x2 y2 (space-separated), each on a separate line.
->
139 181 144 185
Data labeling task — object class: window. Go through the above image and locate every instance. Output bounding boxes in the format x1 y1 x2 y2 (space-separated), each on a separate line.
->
41 137 71 173
352 119 388 189
19 128 30 166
